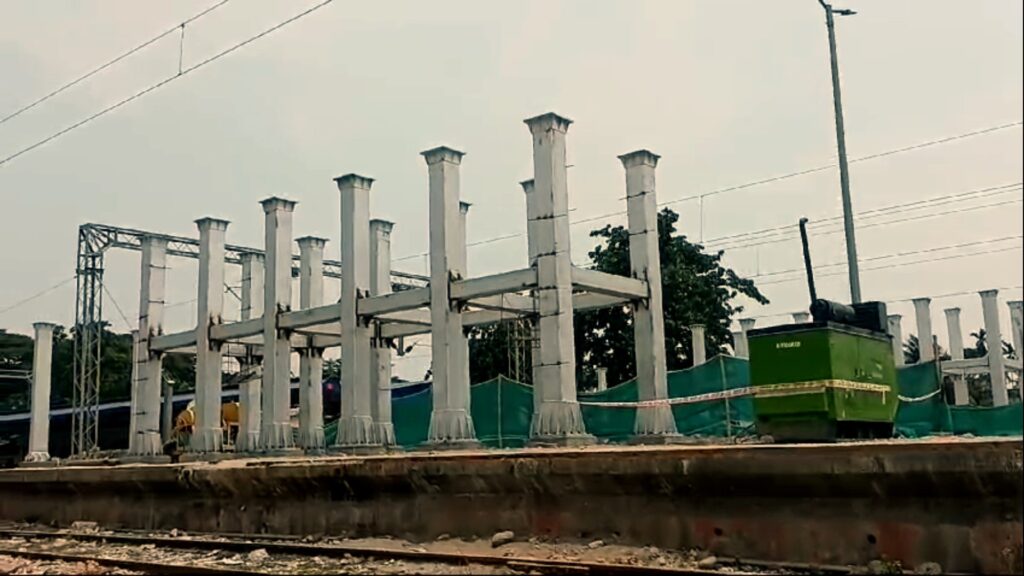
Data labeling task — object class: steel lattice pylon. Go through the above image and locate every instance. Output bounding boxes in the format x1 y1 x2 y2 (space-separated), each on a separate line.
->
72 228 104 456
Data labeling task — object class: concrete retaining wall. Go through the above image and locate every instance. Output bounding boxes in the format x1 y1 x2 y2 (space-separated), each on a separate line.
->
1 439 1021 573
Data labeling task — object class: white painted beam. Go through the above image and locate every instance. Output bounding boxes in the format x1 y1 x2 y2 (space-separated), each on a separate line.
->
334 174 379 450
450 268 537 301
150 330 197 352
192 217 229 453
571 267 648 301
621 149 677 439
210 318 263 342
25 322 56 463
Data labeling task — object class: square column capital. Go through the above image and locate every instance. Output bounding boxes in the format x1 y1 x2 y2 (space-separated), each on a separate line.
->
618 149 661 169
370 219 395 236
334 173 375 191
1009 300 1024 311
888 314 902 321
33 322 57 332
690 323 705 331
194 217 230 231
979 289 999 299
260 197 298 213
524 112 573 134
739 318 756 330
296 236 329 250
421 146 465 165
944 307 962 315
912 297 932 305
519 179 535 194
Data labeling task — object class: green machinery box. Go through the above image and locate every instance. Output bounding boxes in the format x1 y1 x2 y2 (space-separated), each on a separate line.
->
748 322 899 441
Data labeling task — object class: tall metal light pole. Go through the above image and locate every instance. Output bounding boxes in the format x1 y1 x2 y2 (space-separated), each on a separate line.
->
818 0 862 303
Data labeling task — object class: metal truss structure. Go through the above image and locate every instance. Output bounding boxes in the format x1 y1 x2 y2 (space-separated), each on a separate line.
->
70 222 428 457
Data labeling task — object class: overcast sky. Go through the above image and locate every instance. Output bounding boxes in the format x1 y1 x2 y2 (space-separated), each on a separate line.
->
1 0 1021 380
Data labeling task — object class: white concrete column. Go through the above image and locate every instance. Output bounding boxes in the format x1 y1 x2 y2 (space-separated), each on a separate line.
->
128 329 140 454
912 298 935 363
131 236 167 456
259 197 297 452
236 253 264 452
944 307 969 405
887 314 905 367
524 112 589 444
456 201 472 403
691 324 707 366
621 149 677 439
423 146 477 446
734 318 755 358
369 219 397 447
1008 301 1023 361
24 322 56 463
595 367 608 392
192 217 229 453
334 175 379 450
297 236 327 451
980 290 1008 406
792 312 811 324
521 179 541 390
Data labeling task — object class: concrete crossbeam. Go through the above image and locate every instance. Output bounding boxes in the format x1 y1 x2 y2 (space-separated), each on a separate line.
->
621 149 677 440
192 217 229 453
570 267 648 301
335 174 379 450
450 268 538 301
297 236 328 451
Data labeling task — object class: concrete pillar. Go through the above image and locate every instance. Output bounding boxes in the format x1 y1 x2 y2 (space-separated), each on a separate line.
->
297 236 327 451
369 219 397 447
192 217 229 453
423 146 477 446
456 201 472 404
944 307 969 405
912 298 935 363
888 314 905 367
131 236 167 456
980 290 1008 407
521 178 541 389
334 175 379 450
1008 301 1023 361
524 112 590 444
161 383 173 445
127 329 140 454
691 324 707 366
236 253 264 452
24 322 56 463
595 367 608 392
734 318 755 358
259 197 297 452
792 312 811 324
621 149 677 439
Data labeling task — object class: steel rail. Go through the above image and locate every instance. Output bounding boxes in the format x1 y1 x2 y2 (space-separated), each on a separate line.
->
0 527 773 575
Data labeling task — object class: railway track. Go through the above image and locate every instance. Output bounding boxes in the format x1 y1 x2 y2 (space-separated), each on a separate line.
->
0 526 848 575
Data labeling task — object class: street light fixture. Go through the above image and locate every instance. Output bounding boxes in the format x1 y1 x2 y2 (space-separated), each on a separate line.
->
818 0 863 304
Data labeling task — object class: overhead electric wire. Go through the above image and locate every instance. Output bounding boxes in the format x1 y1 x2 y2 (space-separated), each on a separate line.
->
0 0 333 167
0 0 230 127
0 276 76 318
100 280 134 331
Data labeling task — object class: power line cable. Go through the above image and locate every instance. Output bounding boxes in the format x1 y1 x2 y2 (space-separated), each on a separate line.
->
0 0 230 127
0 0 333 167
99 280 134 331
0 276 76 318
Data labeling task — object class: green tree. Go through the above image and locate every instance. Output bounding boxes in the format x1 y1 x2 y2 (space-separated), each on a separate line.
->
468 208 768 389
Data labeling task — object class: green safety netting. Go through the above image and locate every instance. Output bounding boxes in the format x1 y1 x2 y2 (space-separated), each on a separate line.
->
325 357 1021 447
894 360 1024 438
